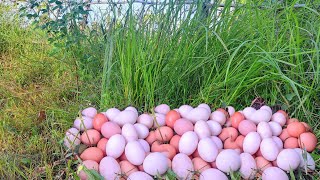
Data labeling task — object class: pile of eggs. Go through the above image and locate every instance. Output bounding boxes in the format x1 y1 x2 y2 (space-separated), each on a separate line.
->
64 104 318 180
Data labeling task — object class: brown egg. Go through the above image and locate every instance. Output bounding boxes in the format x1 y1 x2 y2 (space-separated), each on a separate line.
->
145 131 156 145
279 128 290 141
192 148 200 158
272 160 278 167
158 144 176 160
255 156 272 172
119 160 138 176
151 141 162 152
218 127 238 141
80 147 104 163
155 126 174 142
235 135 245 149
119 152 128 161
97 138 108 156
286 118 299 125
301 122 311 132
80 129 101 145
298 132 317 152
210 161 217 168
255 148 263 157
138 164 144 171
169 135 181 152
92 113 108 132
287 122 306 137
224 138 240 149
78 160 99 180
165 110 181 128
225 119 232 127
230 112 245 129
284 137 299 148
192 157 210 173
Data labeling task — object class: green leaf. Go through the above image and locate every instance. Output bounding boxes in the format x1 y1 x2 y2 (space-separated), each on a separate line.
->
285 93 295 101
55 0 62 5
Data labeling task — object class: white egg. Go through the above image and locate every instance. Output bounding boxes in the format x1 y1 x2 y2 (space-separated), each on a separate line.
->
260 138 279 161
81 107 97 118
153 113 166 127
243 132 261 155
105 108 120 121
198 138 218 162
210 136 223 150
294 148 315 171
239 153 256 180
260 105 272 114
125 106 139 117
194 120 211 139
198 103 211 113
186 107 210 123
243 107 256 119
99 157 120 180
137 113 153 128
257 122 272 139
125 141 146 165
262 167 288 180
277 149 300 171
272 136 283 150
268 121 282 136
216 149 241 173
154 104 170 115
248 109 272 124
106 134 126 159
271 112 286 127
207 120 222 136
179 131 199 155
138 139 150 153
179 105 194 118
113 110 138 127
134 123 149 139
227 106 235 116
73 116 93 131
143 152 168 175
209 111 226 125
172 153 194 180
122 123 138 142
128 171 153 180
199 168 228 180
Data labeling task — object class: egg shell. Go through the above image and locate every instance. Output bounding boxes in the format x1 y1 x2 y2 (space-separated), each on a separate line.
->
155 126 174 142
78 160 99 180
106 134 126 159
301 122 311 132
64 128 81 149
128 171 153 180
172 153 194 180
248 109 271 124
113 110 138 127
186 107 210 124
97 138 108 156
138 139 150 153
277 110 289 120
230 112 245 129
294 148 315 171
276 149 300 171
224 138 240 149
238 120 257 136
216 149 241 173
243 132 261 155
198 138 218 162
153 113 166 127
272 136 283 150
145 131 156 145
218 127 238 142
170 135 181 152
235 135 245 149
192 157 210 173
271 112 286 126
194 120 211 139
284 137 299 148
174 118 194 136
105 108 121 121
262 167 289 180
206 120 222 136
137 113 154 128
227 106 235 116
209 111 226 125
239 153 257 180
268 121 282 136
154 104 170 115
81 107 97 118
287 122 306 138
80 129 101 145
243 107 256 119
99 156 120 180
298 132 317 152
260 106 272 114
255 156 272 172
92 113 108 132
198 103 211 113
260 138 279 161
134 123 149 139
80 147 104 163
73 116 93 131
143 152 168 175
199 168 228 180
165 110 181 128
119 160 138 176
179 131 199 155
279 128 290 142
257 122 272 139
101 122 121 138
179 105 194 118
125 141 146 165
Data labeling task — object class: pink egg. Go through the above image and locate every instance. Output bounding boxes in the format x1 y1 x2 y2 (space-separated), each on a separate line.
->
101 122 121 138
97 138 108 155
227 106 235 116
238 120 257 136
80 147 104 163
174 118 194 136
